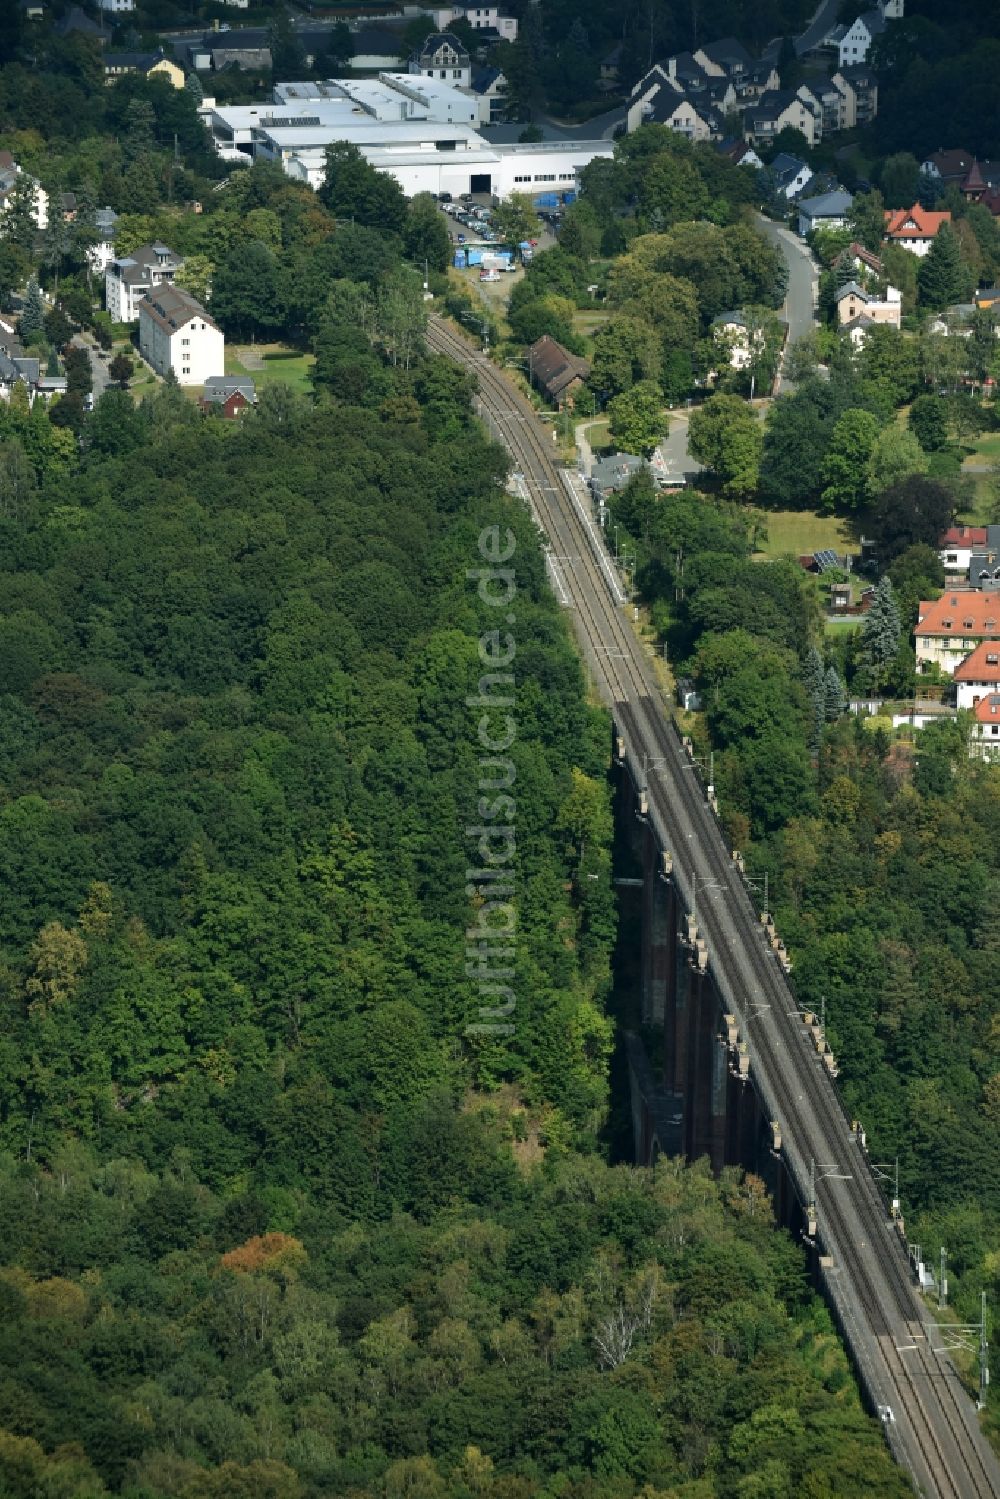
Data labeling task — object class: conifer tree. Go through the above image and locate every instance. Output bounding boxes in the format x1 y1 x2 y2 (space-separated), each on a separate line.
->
917 223 972 309
19 279 44 341
824 664 847 720
861 575 902 679
803 646 825 754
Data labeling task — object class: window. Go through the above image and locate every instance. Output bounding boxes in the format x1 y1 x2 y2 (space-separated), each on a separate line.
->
453 68 461 76
182 338 190 346
942 620 952 629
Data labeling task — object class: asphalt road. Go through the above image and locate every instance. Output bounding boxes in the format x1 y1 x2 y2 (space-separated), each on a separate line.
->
795 0 842 55
756 213 819 391
71 333 111 401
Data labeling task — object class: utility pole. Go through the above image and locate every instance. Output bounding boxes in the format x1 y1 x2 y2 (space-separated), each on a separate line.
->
939 1247 947 1310
981 1291 990 1410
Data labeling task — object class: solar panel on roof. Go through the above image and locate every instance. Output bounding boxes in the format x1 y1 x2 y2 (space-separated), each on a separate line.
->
814 549 840 571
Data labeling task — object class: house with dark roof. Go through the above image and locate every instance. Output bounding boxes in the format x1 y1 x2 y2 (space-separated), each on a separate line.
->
106 242 182 323
718 139 763 169
56 6 106 41
768 151 813 199
797 188 852 235
744 89 820 147
201 374 256 417
921 148 976 185
429 2 517 42
104 49 184 89
409 32 472 89
590 452 646 499
138 285 223 386
471 65 507 122
529 335 590 407
693 37 753 78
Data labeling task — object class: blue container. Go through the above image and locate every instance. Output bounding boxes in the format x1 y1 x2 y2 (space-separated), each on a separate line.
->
453 250 467 268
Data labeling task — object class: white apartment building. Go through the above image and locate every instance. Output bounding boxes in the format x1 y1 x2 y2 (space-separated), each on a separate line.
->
430 2 517 41
138 285 224 386
105 243 182 323
98 0 136 10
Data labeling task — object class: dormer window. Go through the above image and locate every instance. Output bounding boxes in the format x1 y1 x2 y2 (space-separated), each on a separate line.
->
988 620 997 630
942 620 953 629
988 653 999 664
965 619 975 629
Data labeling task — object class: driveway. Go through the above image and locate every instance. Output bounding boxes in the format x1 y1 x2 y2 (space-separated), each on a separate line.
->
755 214 818 391
71 333 111 400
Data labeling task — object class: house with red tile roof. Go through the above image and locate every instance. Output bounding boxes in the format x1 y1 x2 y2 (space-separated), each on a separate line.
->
971 693 1000 760
915 592 1000 674
884 203 951 256
954 640 1000 710
939 525 988 577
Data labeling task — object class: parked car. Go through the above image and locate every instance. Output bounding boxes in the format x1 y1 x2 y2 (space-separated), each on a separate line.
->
438 191 453 203
480 269 500 282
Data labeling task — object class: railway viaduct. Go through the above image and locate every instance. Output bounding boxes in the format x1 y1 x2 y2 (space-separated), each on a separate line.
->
426 313 1000 1499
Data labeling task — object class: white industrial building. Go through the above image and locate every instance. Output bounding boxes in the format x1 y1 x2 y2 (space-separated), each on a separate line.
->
209 76 613 200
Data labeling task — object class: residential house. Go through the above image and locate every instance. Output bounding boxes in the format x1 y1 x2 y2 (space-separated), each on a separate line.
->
104 50 185 89
837 8 886 67
811 75 852 133
970 694 1000 760
744 90 820 147
349 29 404 70
56 6 105 40
652 93 722 142
590 452 646 500
0 154 48 229
106 243 182 323
954 640 1000 709
87 206 119 274
409 33 472 89
57 192 77 222
138 285 224 386
20 0 45 19
201 374 256 416
98 0 135 10
737 59 780 103
626 69 684 133
835 281 901 328
833 65 877 125
471 66 507 123
797 188 853 235
693 37 753 79
529 334 590 407
768 151 813 199
939 525 988 578
915 592 1000 674
717 139 763 169
599 44 622 89
883 202 950 255
975 288 1000 311
430 2 517 41
711 310 762 370
920 148 976 186
968 526 1000 590
835 240 884 278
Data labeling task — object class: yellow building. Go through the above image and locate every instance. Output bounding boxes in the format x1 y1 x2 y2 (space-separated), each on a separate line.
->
104 49 185 89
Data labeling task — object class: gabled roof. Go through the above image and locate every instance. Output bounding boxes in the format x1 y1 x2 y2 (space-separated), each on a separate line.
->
203 375 255 403
939 525 987 549
139 284 219 336
529 334 590 399
56 6 104 38
923 148 975 181
416 31 470 62
836 281 869 302
884 203 950 239
698 36 753 68
916 593 1000 637
974 693 1000 722
962 160 986 193
839 239 883 273
104 49 169 71
798 189 853 219
955 640 1000 681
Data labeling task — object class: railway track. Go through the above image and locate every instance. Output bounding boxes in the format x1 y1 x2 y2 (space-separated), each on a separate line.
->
426 313 1000 1498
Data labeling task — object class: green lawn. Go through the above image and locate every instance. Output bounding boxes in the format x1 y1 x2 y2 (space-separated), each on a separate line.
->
753 509 854 560
226 344 315 395
963 431 1000 466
